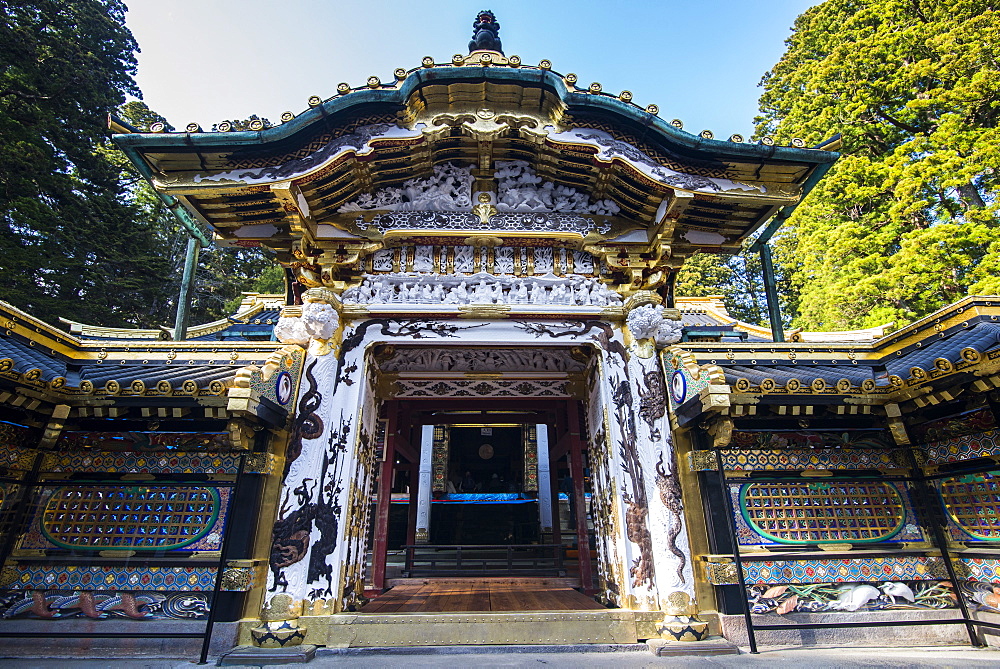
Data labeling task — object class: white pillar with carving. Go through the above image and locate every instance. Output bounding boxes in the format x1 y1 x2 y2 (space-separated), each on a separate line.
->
536 423 553 533
415 424 434 543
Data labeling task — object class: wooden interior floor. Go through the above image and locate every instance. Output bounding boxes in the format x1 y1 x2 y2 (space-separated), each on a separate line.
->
360 578 605 614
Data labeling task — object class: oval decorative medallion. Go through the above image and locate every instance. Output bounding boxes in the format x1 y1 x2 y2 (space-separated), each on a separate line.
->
41 486 221 551
740 481 905 545
940 471 1000 541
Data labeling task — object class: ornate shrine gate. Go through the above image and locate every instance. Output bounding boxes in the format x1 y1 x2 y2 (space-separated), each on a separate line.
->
255 307 705 645
108 11 838 651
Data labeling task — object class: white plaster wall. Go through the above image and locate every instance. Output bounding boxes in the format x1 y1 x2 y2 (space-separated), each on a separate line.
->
264 317 688 614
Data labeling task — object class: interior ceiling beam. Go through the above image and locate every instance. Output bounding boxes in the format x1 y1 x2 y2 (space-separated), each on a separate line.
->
409 412 554 426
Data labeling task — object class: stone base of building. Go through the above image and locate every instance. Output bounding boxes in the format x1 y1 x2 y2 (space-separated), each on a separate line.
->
236 610 697 647
219 644 317 665
718 610 994 648
0 620 238 659
647 637 740 656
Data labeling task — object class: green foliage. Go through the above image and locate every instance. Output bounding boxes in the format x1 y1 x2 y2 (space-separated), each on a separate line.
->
1 2 281 335
0 0 179 327
211 114 272 132
755 0 1000 330
119 100 173 132
675 246 794 327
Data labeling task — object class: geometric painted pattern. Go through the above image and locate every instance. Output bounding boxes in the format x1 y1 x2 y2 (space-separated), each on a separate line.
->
707 448 907 472
0 564 219 591
40 451 244 475
920 429 1000 467
709 556 946 586
954 557 1000 584
0 443 35 471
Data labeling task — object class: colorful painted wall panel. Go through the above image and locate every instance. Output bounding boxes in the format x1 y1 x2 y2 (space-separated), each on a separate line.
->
0 564 218 591
730 430 894 450
0 590 211 620
40 451 244 475
937 470 1000 542
18 485 230 553
911 407 996 444
920 430 1000 467
56 431 231 452
707 555 945 586
730 481 924 547
0 421 35 449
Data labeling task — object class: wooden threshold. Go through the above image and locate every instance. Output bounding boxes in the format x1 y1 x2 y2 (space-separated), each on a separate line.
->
360 578 604 614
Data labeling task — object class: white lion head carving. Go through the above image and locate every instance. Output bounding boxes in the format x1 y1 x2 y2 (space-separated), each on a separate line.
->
273 317 310 346
626 303 663 341
301 302 338 341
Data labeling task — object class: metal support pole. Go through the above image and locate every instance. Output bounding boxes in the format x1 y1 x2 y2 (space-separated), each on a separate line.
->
758 243 785 343
903 449 984 647
198 454 247 664
174 236 202 341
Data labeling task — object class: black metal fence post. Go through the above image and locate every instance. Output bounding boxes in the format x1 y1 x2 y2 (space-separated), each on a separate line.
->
714 448 758 653
199 452 248 664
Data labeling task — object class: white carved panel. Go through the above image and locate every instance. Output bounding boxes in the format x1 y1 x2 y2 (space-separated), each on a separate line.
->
341 273 622 306
534 247 553 274
573 251 594 274
495 246 514 274
379 347 587 373
396 378 570 398
372 249 394 272
413 245 434 273
454 246 474 273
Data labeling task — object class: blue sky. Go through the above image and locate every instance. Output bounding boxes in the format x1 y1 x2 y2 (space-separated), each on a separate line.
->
124 0 816 139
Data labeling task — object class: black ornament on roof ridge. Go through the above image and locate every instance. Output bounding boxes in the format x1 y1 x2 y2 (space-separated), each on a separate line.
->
469 10 502 54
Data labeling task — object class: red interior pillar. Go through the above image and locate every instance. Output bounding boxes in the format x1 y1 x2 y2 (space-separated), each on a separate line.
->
406 459 418 547
567 400 594 594
550 452 562 547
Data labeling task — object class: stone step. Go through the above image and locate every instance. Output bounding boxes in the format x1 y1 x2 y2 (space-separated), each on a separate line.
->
308 610 641 647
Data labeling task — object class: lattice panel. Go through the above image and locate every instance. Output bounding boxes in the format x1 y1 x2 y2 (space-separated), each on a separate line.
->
34 486 225 551
940 471 1000 541
739 481 905 545
395 378 569 398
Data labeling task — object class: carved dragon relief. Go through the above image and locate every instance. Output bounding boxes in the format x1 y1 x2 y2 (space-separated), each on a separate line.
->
655 449 687 585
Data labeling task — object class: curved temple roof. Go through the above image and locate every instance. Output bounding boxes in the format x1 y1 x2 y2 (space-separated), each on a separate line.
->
113 44 838 295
